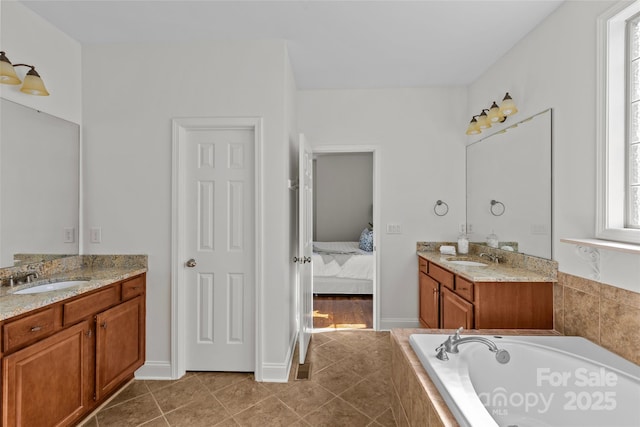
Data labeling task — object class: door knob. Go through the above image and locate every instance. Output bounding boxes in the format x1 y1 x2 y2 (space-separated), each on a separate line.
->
186 258 197 268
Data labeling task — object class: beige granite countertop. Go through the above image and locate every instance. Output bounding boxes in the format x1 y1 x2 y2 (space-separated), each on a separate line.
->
417 250 556 282
0 264 146 322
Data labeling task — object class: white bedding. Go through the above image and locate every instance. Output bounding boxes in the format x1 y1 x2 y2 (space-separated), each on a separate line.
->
312 241 374 281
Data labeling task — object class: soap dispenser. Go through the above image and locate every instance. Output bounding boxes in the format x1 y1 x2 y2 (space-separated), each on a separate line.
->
457 233 469 254
487 231 499 248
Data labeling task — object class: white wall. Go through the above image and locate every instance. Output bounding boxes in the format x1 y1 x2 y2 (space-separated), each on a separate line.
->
0 1 81 124
468 0 640 292
314 153 373 241
298 88 467 328
82 40 296 380
285 48 298 375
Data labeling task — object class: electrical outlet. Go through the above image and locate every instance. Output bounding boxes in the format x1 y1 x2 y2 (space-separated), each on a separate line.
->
459 223 466 233
90 227 102 243
63 227 75 243
467 223 474 233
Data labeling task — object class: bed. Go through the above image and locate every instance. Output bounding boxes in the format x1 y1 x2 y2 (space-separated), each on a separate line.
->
312 241 374 295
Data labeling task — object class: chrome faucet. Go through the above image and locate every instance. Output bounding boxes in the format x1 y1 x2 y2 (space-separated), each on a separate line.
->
435 327 510 364
24 271 39 283
479 252 501 264
2 271 39 287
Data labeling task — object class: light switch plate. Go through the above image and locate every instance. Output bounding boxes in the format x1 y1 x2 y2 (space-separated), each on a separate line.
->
386 223 402 234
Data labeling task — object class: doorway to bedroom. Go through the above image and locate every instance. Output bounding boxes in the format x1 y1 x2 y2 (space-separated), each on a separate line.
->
311 149 377 330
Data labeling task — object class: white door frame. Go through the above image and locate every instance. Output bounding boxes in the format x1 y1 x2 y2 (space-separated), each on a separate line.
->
311 145 380 330
171 117 264 379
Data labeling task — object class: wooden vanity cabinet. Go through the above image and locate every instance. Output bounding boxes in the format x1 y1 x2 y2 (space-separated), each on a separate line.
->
418 257 553 330
2 321 91 427
440 287 473 329
95 295 145 401
419 272 440 328
0 273 146 427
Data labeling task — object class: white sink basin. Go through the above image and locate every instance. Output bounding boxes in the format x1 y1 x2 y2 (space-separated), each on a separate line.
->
447 260 488 267
14 280 90 295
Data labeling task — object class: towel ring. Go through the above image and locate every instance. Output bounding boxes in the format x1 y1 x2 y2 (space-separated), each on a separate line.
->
434 200 449 217
490 200 505 216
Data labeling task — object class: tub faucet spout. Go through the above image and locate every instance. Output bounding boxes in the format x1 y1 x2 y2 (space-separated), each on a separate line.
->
436 327 510 364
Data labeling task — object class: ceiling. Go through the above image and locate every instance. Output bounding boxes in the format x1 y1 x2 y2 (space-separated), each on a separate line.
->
19 0 564 89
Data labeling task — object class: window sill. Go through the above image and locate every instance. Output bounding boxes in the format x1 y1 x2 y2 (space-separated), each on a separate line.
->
560 238 640 255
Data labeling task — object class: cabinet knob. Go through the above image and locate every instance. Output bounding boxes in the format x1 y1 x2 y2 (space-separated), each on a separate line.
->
101 322 107 329
30 326 41 332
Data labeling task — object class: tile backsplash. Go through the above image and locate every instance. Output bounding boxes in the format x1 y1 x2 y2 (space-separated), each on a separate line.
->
554 272 640 365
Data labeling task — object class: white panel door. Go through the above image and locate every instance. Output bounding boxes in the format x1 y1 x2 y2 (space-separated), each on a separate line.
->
184 127 255 371
298 134 313 364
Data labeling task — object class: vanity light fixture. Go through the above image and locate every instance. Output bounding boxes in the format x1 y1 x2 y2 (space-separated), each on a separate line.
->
466 92 517 135
0 51 50 96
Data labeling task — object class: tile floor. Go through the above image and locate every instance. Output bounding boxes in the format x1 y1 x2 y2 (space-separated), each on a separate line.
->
81 330 396 426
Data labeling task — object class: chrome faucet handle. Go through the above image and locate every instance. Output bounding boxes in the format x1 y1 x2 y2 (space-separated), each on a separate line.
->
453 327 463 340
495 349 511 364
435 345 449 361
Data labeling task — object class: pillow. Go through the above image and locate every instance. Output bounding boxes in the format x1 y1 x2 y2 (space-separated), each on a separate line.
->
359 228 373 252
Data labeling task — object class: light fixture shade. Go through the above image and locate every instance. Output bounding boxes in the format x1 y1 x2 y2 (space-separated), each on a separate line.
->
499 92 518 116
466 118 481 135
20 68 49 96
477 110 492 129
0 52 21 85
487 101 503 123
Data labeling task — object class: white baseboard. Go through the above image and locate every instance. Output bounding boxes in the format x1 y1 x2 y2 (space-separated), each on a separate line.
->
379 317 421 330
137 332 299 382
259 332 297 383
134 361 173 380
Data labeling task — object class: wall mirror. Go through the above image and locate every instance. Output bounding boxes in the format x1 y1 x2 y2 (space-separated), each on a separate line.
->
0 99 80 267
466 109 552 259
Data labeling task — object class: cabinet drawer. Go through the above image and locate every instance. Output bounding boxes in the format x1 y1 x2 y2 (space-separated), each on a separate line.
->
455 276 474 302
418 257 428 274
122 275 145 300
428 262 454 289
3 307 57 353
63 286 120 326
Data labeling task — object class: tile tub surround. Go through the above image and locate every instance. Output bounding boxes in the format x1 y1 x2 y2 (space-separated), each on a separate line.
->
554 272 640 366
0 254 147 321
390 329 559 427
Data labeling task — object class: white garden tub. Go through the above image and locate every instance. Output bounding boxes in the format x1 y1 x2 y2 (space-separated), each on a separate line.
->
409 333 640 427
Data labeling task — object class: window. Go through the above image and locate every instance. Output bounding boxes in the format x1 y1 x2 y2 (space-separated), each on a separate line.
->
597 0 640 243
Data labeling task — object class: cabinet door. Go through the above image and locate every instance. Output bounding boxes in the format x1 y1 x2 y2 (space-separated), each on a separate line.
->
95 296 145 401
2 321 91 427
440 287 473 329
419 272 439 328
